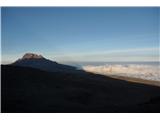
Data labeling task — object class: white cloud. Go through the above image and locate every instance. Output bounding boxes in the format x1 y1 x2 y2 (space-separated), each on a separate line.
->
83 64 160 81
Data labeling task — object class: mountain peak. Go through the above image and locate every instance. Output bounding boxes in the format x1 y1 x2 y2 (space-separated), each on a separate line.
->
12 53 77 73
22 53 44 60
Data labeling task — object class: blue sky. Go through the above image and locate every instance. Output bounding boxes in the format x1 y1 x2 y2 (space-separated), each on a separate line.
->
1 7 159 63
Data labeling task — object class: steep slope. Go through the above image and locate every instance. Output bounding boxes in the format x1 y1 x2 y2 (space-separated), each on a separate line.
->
12 53 77 73
2 65 160 113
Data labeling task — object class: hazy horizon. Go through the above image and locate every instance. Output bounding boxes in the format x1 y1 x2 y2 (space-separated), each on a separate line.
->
1 7 159 64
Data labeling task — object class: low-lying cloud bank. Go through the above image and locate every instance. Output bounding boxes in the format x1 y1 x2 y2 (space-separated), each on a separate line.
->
82 64 160 81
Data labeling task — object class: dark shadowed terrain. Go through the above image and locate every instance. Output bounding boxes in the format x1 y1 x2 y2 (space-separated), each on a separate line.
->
2 65 160 113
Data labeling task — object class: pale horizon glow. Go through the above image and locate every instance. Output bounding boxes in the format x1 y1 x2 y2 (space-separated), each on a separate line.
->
2 47 159 64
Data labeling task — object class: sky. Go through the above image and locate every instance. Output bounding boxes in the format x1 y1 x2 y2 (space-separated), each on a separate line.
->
1 7 159 63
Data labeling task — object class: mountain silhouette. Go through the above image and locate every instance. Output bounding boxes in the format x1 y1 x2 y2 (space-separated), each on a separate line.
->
2 53 160 113
12 53 78 73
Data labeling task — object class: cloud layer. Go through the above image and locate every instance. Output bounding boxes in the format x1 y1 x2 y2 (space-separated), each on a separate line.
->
82 64 160 81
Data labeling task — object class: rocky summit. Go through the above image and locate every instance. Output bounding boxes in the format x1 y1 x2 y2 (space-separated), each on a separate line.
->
22 53 44 59
11 53 78 73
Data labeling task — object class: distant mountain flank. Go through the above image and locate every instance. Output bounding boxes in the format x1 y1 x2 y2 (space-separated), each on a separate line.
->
12 53 78 73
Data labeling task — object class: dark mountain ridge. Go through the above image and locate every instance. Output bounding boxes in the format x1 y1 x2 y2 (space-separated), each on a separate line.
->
2 65 160 112
12 53 78 73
